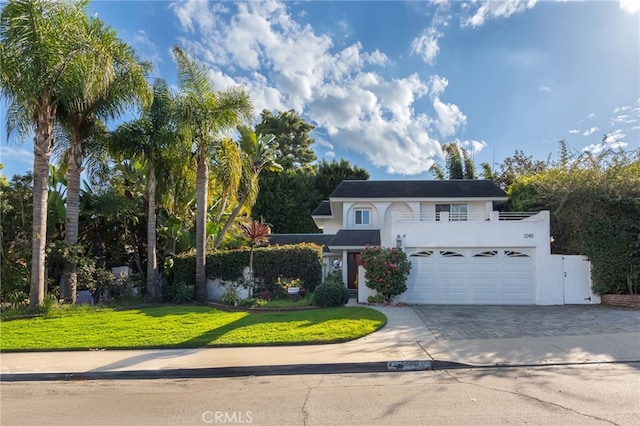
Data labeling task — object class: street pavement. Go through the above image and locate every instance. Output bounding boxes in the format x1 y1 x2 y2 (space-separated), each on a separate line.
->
1 302 638 379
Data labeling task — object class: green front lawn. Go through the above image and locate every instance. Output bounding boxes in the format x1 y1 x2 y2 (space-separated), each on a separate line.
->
0 305 386 351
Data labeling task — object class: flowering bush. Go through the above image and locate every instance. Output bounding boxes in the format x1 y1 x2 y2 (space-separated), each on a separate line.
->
360 246 411 303
258 290 272 301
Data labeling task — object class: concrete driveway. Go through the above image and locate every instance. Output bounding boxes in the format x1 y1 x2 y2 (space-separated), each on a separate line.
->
410 305 640 365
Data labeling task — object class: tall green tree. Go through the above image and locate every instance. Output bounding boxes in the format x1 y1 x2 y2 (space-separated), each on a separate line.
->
0 170 33 303
109 79 178 301
0 0 122 308
253 169 321 233
481 150 547 192
430 142 475 180
55 19 151 303
252 109 319 233
315 159 370 201
172 46 253 300
255 109 316 170
510 146 640 294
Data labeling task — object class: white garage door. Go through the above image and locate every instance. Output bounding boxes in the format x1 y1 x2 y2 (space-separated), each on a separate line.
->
404 248 534 305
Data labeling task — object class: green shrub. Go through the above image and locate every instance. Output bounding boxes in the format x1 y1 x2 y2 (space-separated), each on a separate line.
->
360 246 411 303
161 281 194 304
170 244 323 296
252 244 323 292
367 294 385 304
166 253 196 287
220 290 239 306
314 282 349 307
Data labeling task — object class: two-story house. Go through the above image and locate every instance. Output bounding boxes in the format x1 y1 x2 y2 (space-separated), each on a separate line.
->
270 179 599 306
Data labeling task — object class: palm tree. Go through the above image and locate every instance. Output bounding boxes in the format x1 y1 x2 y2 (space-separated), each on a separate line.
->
214 127 282 249
109 79 179 301
0 0 120 308
56 20 151 303
172 46 253 300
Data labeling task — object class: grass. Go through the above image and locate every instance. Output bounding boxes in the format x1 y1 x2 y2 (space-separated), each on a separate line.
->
0 305 387 351
257 293 315 308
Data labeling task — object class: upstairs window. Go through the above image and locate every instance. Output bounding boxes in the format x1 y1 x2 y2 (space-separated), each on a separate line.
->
355 209 371 225
436 204 468 221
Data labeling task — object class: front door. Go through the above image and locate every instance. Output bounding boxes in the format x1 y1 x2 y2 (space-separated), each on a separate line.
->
347 252 360 290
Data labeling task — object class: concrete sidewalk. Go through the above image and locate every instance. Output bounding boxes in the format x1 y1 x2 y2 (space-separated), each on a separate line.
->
1 304 638 378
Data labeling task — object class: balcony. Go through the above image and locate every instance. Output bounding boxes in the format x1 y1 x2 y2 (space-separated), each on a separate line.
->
396 211 540 222
387 210 550 250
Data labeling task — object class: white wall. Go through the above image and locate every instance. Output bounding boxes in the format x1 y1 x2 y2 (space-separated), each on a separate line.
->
391 211 552 251
357 265 376 303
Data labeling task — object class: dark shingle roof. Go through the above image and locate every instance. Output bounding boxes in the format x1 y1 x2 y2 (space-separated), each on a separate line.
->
312 200 332 216
330 180 507 199
267 234 335 252
329 230 380 248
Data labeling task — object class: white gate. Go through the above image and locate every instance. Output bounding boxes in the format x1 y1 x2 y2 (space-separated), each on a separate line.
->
562 255 598 304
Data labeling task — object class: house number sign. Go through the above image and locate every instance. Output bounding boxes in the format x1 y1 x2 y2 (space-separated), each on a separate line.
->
524 233 534 238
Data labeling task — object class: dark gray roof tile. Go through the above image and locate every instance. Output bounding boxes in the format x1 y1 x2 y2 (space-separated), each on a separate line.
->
312 200 332 216
329 230 380 248
330 179 507 199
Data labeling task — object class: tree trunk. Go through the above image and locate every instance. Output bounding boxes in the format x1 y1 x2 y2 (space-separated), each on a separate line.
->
213 193 248 249
29 99 55 309
62 136 83 303
195 153 208 300
146 163 160 301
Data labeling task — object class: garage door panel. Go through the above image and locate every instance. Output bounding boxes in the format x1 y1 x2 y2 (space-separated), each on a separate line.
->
407 248 534 305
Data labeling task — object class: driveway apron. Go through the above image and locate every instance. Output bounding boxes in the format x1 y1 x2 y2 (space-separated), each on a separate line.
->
410 305 640 365
411 305 640 341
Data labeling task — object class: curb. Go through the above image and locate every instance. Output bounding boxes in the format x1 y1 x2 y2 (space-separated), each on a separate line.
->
0 360 467 382
2 359 637 382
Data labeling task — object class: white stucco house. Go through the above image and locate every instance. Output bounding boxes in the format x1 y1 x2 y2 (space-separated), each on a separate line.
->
269 180 599 306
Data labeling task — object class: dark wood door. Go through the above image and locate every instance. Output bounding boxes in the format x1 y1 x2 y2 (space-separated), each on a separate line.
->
347 252 359 289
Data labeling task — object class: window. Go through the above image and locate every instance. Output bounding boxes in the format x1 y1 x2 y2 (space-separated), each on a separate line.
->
473 250 498 258
355 209 371 225
411 250 433 257
505 250 530 258
436 204 468 221
440 250 464 257
451 204 468 221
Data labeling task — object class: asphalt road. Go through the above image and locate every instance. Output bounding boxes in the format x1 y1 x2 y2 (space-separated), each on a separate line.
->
2 363 638 425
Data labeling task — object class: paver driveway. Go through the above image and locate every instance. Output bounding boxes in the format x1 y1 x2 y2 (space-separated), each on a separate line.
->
411 305 640 341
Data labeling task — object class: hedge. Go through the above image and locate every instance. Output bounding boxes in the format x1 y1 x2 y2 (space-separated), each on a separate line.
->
166 243 323 296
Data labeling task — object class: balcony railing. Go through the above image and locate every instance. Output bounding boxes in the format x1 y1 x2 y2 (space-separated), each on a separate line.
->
396 211 540 222
498 212 539 220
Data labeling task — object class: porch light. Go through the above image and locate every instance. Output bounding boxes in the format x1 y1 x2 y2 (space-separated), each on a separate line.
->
396 234 402 247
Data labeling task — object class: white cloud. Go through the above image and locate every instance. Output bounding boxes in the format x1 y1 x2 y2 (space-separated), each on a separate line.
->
458 139 488 154
169 0 467 175
620 0 639 15
587 113 595 119
433 98 467 138
582 140 627 154
314 138 334 150
462 0 538 28
538 84 551 93
0 146 33 166
584 129 629 154
603 130 627 144
583 126 599 136
428 74 449 99
568 129 580 134
411 27 443 65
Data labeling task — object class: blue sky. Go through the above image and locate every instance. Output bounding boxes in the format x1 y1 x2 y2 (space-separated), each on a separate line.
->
1 0 639 180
